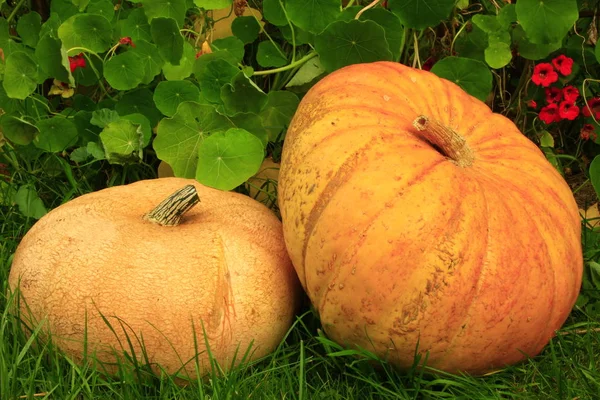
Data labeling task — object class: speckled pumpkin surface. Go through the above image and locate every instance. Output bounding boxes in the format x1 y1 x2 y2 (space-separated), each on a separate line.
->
277 61 583 375
9 177 301 379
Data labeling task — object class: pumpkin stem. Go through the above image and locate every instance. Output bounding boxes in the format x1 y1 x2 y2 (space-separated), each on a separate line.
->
412 115 475 167
144 185 200 226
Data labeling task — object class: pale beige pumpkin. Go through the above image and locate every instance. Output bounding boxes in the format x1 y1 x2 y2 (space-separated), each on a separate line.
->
9 178 300 380
277 61 583 375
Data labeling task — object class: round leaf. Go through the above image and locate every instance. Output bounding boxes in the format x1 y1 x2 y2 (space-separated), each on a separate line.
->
196 128 264 190
34 117 79 152
220 71 268 115
99 119 144 164
36 33 70 82
430 56 492 102
151 17 184 65
122 8 152 42
14 185 47 219
87 0 115 20
590 155 600 199
162 42 196 81
231 16 261 44
62 14 113 54
122 113 152 147
257 41 287 68
259 90 299 141
105 51 145 90
143 0 187 27
0 116 39 145
154 80 201 117
388 0 456 30
314 20 393 73
196 58 240 103
263 0 287 26
454 24 487 62
484 42 512 69
512 25 561 61
3 51 38 99
193 0 232 10
211 36 245 63
130 39 165 84
17 12 42 48
116 88 163 127
286 0 341 34
516 0 578 45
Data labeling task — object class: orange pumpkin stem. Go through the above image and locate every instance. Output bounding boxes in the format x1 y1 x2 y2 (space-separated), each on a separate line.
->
144 185 200 226
412 115 475 167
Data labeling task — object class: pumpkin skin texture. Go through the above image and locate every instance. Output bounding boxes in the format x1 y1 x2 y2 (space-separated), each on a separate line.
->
277 61 583 375
8 178 301 380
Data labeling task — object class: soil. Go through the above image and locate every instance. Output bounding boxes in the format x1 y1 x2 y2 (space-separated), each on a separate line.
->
566 172 598 209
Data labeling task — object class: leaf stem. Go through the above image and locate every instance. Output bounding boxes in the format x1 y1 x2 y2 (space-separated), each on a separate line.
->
355 0 381 20
253 52 318 76
6 0 26 24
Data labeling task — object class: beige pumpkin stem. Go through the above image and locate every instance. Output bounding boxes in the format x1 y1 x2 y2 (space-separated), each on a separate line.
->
144 185 200 226
412 115 475 167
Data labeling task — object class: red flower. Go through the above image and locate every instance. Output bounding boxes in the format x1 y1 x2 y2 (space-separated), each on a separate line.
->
119 37 135 47
562 86 579 103
583 97 600 119
539 103 561 124
545 87 562 104
527 99 538 109
532 63 558 87
558 101 579 120
580 124 595 140
552 55 573 76
68 53 86 73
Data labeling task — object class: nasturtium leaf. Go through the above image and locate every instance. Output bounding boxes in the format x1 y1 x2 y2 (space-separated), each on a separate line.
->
72 54 102 86
430 56 492 102
196 128 264 190
0 116 38 145
73 95 96 112
225 112 269 145
259 90 299 141
131 40 164 84
193 51 240 77
72 0 90 11
347 7 404 61
472 15 501 34
99 119 144 164
257 41 287 67
151 17 184 65
0 85 21 115
263 0 287 26
154 80 201 117
0 18 8 46
116 88 163 127
193 0 232 10
516 0 578 45
314 20 393 73
68 14 113 53
453 24 487 62
17 12 42 47
87 0 115 20
3 52 38 99
162 42 196 80
497 4 517 27
34 117 79 152
39 13 62 38
539 131 554 148
153 102 233 177
73 110 100 144
280 24 313 45
221 71 268 115
87 141 106 159
388 0 455 30
590 155 600 199
70 146 90 162
122 7 152 42
231 15 262 44
15 185 47 219
51 0 79 20
286 56 325 87
286 0 340 34
122 113 152 146
91 108 120 128
104 51 145 90
485 42 512 69
142 0 187 27
25 94 50 119
195 58 239 103
211 36 245 63
512 26 561 61
35 34 70 82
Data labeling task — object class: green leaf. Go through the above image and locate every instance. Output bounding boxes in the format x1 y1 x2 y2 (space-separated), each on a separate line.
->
231 15 262 44
154 80 201 117
195 58 240 103
388 0 455 30
257 41 287 67
87 0 115 20
17 12 42 47
512 25 561 60
539 131 554 148
280 24 314 45
105 51 145 90
263 0 287 26
590 155 600 199
51 0 79 20
151 17 184 65
70 146 90 162
430 56 492 102
196 128 264 190
162 41 195 80
35 34 70 82
220 71 268 115
484 42 512 69
0 85 21 115
286 56 325 87
153 102 233 177
99 119 144 164
87 141 106 159
0 116 39 145
59 14 113 54
3 52 38 100
595 42 600 65
15 185 47 219
91 108 119 128
142 0 187 27
34 117 79 152
286 0 341 34
314 20 393 73
122 7 152 42
39 13 62 38
497 4 517 27
516 0 578 45
130 40 165 84
72 0 90 11
121 113 152 146
73 54 102 86
193 0 232 10
259 90 299 141
226 112 269 146
116 88 162 127
454 24 487 62
472 15 501 34
211 36 245 63
352 8 404 61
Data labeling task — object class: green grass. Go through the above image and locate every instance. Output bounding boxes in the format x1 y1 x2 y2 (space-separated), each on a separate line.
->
1 167 600 399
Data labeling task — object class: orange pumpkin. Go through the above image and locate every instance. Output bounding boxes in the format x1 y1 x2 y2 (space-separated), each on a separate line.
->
277 61 583 375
